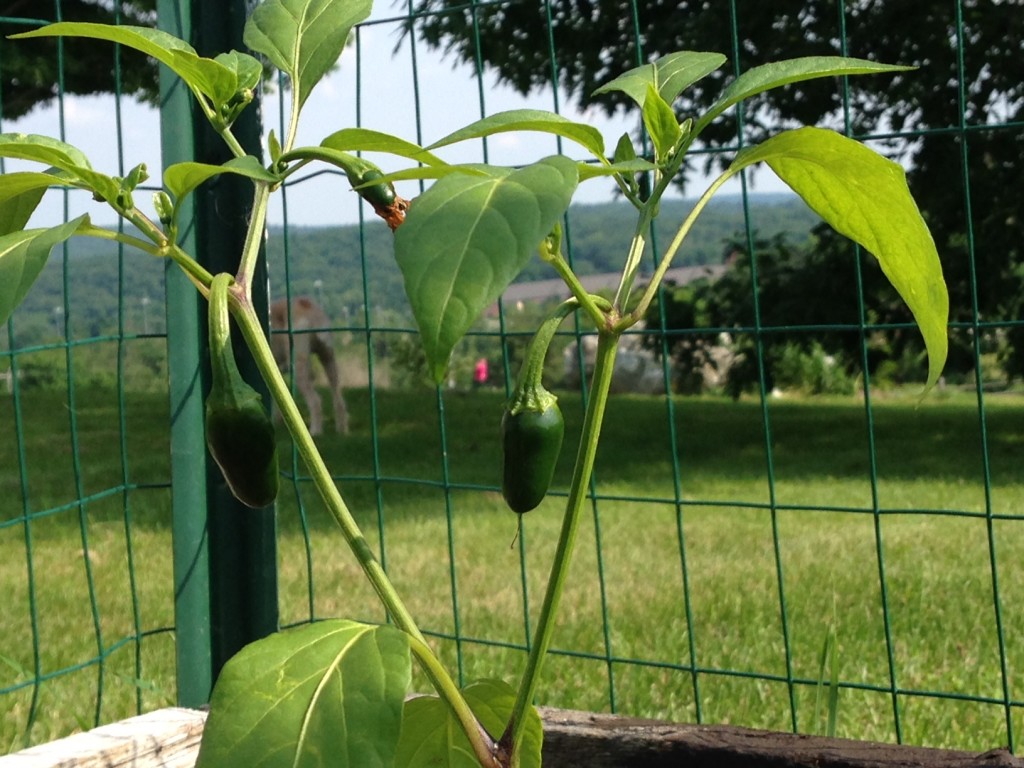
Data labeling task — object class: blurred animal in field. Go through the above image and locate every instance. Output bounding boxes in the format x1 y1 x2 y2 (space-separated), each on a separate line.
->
269 296 348 435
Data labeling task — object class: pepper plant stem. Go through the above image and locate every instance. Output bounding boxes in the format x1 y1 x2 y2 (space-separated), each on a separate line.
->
227 293 499 768
543 253 609 330
77 223 162 257
621 169 735 328
234 181 271 294
167 243 215 294
502 331 621 757
611 218 650 312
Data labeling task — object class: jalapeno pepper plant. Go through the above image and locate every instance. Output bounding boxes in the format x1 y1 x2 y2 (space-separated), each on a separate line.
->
0 0 949 766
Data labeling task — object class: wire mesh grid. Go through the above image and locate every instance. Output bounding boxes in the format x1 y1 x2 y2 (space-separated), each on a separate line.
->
1 0 1023 756
0 2 176 752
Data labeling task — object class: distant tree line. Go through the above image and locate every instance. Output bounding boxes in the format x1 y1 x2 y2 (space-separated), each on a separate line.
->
642 233 940 397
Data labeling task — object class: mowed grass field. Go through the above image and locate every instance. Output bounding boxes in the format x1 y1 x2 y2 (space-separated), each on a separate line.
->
2 384 1024 754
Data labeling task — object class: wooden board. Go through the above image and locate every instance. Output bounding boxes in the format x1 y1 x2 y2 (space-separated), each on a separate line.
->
0 709 204 768
539 708 1024 768
1 706 1021 768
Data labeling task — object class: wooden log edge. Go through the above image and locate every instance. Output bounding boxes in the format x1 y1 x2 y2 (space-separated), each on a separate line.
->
537 708 1024 768
0 706 1020 768
0 708 204 768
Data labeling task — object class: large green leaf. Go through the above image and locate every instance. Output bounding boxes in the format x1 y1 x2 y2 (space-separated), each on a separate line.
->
696 56 913 135
593 50 726 107
11 23 251 109
0 216 89 327
394 155 579 383
244 0 372 110
428 110 606 161
731 127 948 389
163 156 277 202
195 620 411 768
0 132 92 170
395 680 543 768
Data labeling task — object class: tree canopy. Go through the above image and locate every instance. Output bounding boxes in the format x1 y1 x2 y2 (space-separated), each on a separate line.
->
0 0 158 120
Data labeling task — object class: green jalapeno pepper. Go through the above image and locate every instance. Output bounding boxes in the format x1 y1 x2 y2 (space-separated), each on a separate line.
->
501 393 565 514
500 298 587 514
205 273 279 509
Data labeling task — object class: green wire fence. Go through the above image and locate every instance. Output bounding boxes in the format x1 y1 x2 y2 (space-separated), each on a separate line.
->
1 0 1022 757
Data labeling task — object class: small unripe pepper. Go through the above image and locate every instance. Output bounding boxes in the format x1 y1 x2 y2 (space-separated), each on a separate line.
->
502 389 564 514
501 299 586 514
341 157 409 230
205 273 279 509
354 168 397 209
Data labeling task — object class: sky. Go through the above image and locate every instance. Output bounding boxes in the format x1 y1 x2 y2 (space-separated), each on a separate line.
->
2 4 785 229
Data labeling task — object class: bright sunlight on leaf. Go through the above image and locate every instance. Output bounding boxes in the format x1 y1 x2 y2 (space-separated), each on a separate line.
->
244 0 372 111
731 127 948 390
195 620 410 768
696 57 913 136
593 50 726 107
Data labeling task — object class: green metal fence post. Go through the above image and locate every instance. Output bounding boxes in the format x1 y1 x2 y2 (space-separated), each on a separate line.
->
158 0 211 709
159 0 278 707
191 0 280 682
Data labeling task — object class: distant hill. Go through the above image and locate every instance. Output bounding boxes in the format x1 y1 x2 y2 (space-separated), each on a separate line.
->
3 194 820 350
262 192 820 323
550 193 820 278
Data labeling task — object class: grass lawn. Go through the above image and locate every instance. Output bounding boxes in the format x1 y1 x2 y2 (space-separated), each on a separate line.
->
2 384 1023 754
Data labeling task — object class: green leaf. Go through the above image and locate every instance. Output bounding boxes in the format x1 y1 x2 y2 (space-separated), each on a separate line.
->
593 50 726 107
321 128 448 167
612 132 637 165
731 127 948 389
351 164 491 185
394 156 579 383
215 50 263 92
12 23 243 108
163 156 277 202
0 171 64 207
244 0 372 110
195 620 411 768
642 84 683 161
577 158 655 182
396 680 543 768
696 56 914 135
279 145 470 193
428 109 606 161
0 132 92 170
0 215 89 327
0 133 123 204
0 185 48 237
